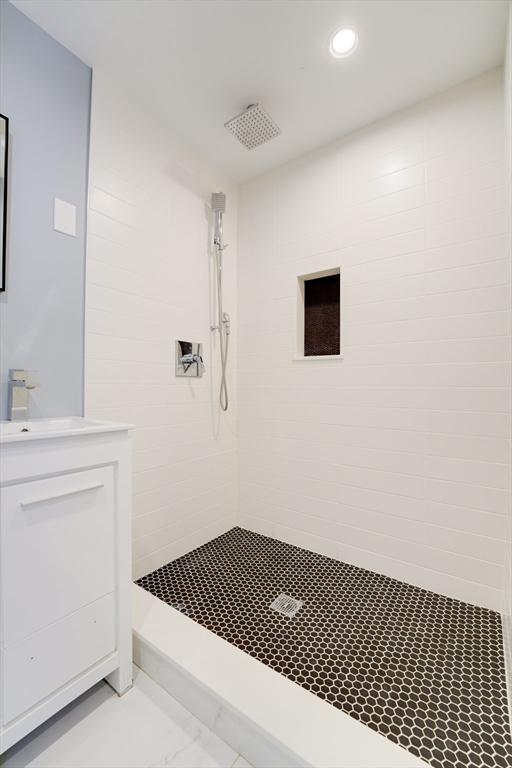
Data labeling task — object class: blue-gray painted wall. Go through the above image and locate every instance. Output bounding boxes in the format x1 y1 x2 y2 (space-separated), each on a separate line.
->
0 1 91 419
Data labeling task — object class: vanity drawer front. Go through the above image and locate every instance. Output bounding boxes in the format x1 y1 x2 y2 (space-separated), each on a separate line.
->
3 592 116 724
1 466 115 646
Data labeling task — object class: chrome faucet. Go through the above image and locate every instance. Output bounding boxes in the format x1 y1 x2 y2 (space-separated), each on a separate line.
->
7 370 37 421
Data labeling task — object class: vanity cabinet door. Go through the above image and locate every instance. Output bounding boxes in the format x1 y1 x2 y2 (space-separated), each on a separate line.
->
3 593 116 723
1 466 115 647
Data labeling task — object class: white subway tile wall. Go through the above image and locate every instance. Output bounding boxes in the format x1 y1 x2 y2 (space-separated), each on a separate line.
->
85 75 238 579
238 69 509 612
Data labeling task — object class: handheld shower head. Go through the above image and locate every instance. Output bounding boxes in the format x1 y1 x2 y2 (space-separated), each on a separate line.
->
211 192 226 214
211 192 226 248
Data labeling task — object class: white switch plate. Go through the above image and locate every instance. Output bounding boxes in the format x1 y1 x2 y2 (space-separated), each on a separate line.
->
54 198 77 237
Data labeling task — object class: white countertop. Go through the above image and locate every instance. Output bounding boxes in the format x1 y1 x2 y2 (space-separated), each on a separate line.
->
0 417 135 444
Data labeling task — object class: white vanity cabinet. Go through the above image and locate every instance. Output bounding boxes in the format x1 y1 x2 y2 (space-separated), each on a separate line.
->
0 418 134 753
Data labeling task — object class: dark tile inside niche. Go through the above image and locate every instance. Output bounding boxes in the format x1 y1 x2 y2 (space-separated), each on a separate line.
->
137 527 512 768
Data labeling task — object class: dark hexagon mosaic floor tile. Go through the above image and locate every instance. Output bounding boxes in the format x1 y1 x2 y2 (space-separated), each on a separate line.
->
137 527 512 768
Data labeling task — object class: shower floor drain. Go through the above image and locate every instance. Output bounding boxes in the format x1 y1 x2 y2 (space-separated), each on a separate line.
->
270 593 302 617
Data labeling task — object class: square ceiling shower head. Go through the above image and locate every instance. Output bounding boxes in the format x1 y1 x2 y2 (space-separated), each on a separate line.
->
224 104 281 151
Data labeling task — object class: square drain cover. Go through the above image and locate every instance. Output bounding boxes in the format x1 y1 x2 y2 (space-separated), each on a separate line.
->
270 593 303 617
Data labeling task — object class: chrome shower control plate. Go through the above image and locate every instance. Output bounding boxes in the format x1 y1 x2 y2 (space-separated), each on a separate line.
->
175 340 204 378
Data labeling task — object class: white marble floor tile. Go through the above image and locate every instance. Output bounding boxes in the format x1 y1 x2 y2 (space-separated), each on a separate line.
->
2 667 238 768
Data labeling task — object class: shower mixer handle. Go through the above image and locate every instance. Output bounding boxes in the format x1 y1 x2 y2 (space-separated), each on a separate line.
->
180 353 204 372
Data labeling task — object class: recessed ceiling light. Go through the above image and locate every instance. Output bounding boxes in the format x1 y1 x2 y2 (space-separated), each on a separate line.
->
330 28 358 58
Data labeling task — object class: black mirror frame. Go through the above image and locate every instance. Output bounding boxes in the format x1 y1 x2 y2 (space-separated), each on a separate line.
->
0 113 8 293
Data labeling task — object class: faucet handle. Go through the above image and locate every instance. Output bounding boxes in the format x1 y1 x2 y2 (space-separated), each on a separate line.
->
9 369 28 383
8 369 39 388
180 353 204 372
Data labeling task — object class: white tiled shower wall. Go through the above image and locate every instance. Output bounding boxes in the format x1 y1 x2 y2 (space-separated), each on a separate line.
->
85 74 237 580
238 68 509 612
85 67 510 614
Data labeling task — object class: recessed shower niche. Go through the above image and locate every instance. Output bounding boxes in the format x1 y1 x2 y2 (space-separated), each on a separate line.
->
296 267 341 359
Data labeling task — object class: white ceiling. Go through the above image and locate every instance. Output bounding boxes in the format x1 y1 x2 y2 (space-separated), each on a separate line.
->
12 0 509 182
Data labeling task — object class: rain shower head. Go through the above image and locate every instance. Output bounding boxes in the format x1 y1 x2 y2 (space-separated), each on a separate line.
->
224 104 281 151
211 192 226 213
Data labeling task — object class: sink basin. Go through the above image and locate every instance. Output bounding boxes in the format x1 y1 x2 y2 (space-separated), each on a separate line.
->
1 418 93 435
0 417 134 443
